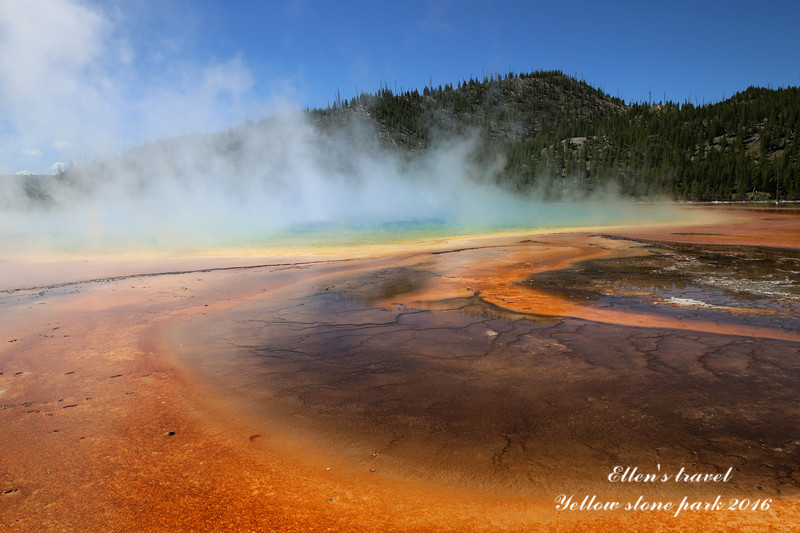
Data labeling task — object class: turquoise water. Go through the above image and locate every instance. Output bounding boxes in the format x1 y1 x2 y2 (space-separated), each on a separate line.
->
3 202 685 256
224 202 683 249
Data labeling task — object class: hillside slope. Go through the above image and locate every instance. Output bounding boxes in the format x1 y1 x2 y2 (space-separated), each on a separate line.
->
313 71 800 201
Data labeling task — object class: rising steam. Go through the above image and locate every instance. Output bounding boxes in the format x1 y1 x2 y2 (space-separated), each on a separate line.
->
0 108 682 256
0 1 683 257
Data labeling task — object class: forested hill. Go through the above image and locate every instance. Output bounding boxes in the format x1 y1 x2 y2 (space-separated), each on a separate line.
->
312 70 800 201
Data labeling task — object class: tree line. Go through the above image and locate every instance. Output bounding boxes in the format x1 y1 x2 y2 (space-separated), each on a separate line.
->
312 70 800 201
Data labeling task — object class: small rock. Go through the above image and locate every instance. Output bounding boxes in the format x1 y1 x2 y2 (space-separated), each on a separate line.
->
370 468 376 473
167 431 176 436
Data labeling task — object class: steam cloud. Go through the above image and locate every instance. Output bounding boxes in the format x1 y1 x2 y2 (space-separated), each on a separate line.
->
0 1 679 256
1 108 678 255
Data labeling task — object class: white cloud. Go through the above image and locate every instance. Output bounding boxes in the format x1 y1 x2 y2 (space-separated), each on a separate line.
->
0 0 266 172
14 169 34 175
0 0 113 153
50 161 67 172
21 148 43 156
134 54 259 138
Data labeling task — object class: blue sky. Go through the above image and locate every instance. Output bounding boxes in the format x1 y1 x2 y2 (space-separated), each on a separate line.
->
1 0 799 174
